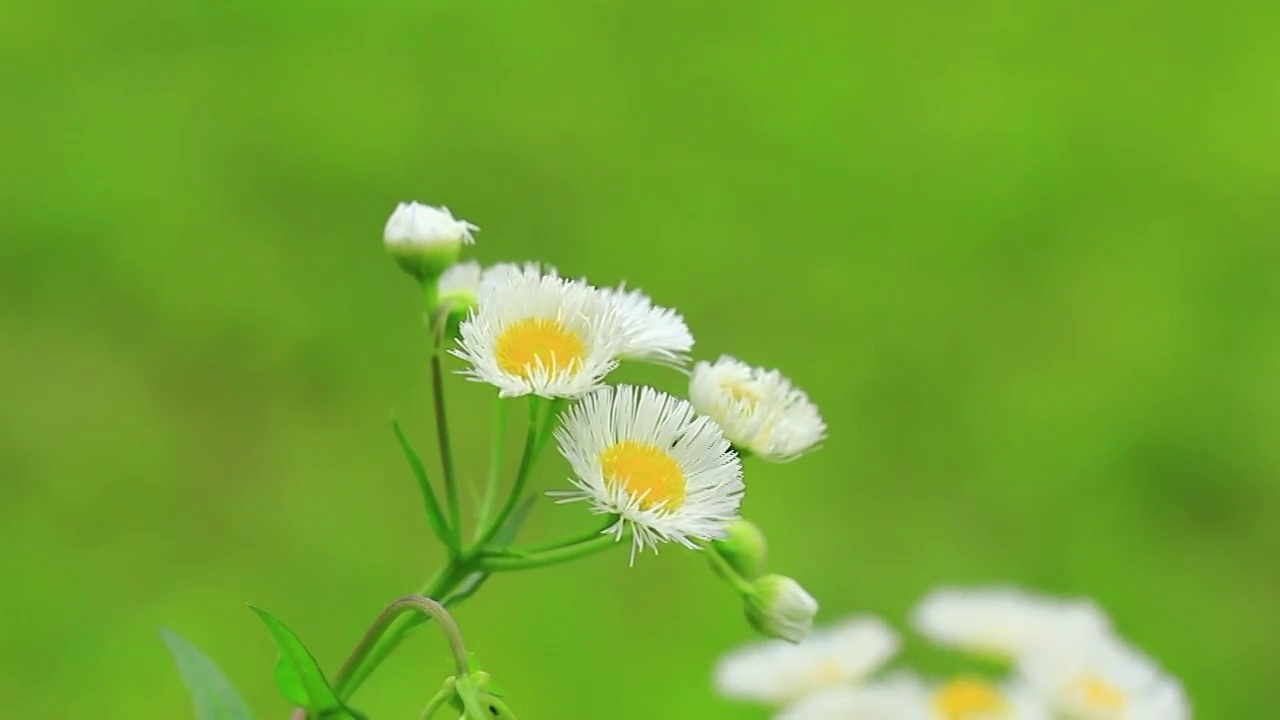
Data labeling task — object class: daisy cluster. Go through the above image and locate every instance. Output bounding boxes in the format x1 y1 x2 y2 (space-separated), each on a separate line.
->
713 586 1190 719
383 202 828 564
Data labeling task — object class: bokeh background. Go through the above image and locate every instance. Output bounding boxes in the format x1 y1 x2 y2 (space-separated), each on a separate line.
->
3 0 1278 717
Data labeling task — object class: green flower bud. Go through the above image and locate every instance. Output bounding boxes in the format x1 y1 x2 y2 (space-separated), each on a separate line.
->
437 261 481 340
710 519 768 580
383 201 478 281
744 575 819 643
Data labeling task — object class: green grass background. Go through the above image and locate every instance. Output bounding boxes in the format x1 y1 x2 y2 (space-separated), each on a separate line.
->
2 0 1278 717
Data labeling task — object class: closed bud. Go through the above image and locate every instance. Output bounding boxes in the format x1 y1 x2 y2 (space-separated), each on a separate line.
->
710 519 768 581
436 261 482 339
383 201 478 281
744 575 819 643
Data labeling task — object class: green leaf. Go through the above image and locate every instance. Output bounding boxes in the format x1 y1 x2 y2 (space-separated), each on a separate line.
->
160 628 257 720
247 605 361 719
392 417 454 550
466 657 506 698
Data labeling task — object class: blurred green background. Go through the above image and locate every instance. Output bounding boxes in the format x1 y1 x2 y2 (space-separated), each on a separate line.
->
2 0 1278 717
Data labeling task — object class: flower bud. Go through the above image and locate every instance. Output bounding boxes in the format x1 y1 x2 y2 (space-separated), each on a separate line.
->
383 202 478 281
709 519 767 581
436 260 482 339
744 575 818 643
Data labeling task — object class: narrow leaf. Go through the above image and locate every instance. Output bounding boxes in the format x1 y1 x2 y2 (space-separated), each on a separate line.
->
392 418 454 549
247 605 351 717
160 628 257 720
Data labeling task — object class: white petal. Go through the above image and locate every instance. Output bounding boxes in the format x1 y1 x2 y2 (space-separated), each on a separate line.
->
713 615 899 705
689 356 826 461
453 273 624 398
552 384 744 561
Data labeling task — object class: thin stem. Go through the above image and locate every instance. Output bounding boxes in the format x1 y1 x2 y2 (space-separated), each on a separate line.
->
379 595 471 677
420 682 454 720
478 531 622 572
530 397 566 464
470 397 541 552
474 396 509 539
425 289 462 552
333 561 467 700
453 677 488 720
703 541 754 595
506 516 617 555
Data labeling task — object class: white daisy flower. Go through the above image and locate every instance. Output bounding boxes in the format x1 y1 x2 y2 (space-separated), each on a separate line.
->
440 260 557 311
452 272 625 398
383 202 478 279
597 283 694 367
911 586 1112 661
478 260 559 299
551 384 744 562
777 672 1050 720
1016 630 1190 720
713 615 899 706
688 356 826 461
437 260 482 304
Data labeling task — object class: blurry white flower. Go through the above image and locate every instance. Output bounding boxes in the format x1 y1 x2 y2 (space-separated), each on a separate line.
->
713 615 899 706
383 202 478 279
478 261 559 299
440 260 555 314
911 586 1113 661
775 680 920 720
598 283 694 367
688 356 825 461
777 672 1050 720
452 272 624 398
1017 629 1190 720
438 260 482 304
745 575 819 643
551 385 744 563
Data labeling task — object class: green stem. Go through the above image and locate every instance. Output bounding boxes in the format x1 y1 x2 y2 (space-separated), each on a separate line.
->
478 531 622 572
454 677 488 720
703 541 755 595
424 286 462 553
470 397 541 552
430 350 462 549
530 397 566 464
509 516 617 555
419 683 454 720
333 561 470 700
378 595 472 677
474 396 509 539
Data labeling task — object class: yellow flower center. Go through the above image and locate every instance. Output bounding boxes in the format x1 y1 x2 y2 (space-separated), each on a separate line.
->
811 658 844 685
495 317 585 379
1071 675 1125 711
720 380 761 405
931 678 1008 720
600 441 686 511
